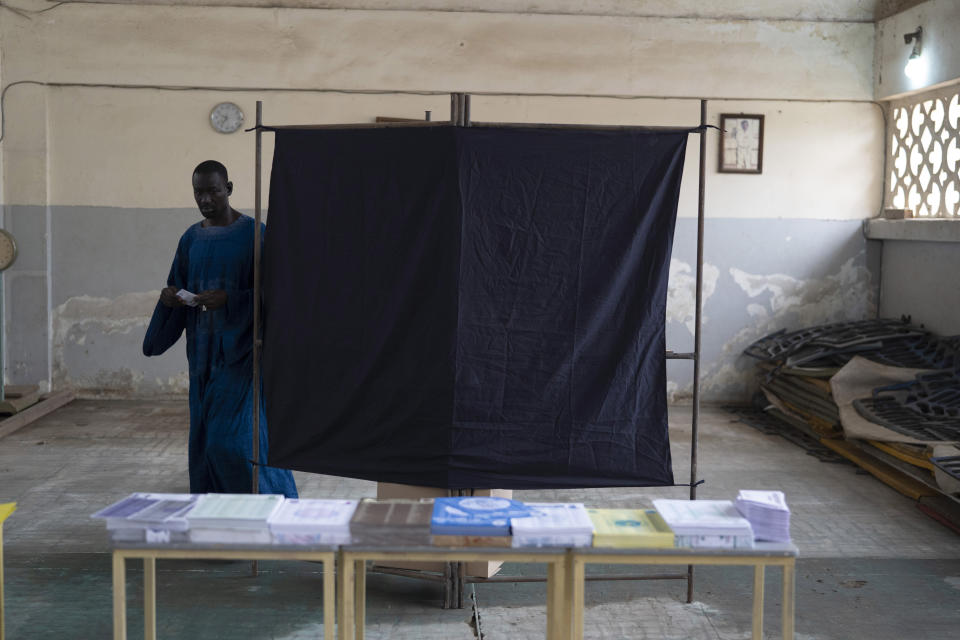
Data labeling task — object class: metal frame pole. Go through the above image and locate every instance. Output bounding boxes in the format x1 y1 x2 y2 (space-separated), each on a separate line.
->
251 101 264 577
443 92 467 610
253 100 263 497
251 94 711 602
686 98 708 603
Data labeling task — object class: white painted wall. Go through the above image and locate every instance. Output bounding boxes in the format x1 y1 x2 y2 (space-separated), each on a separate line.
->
6 3 874 104
65 0 880 22
41 89 883 221
3 3 877 212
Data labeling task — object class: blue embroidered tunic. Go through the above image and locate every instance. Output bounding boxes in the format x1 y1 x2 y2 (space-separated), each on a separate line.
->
143 214 298 497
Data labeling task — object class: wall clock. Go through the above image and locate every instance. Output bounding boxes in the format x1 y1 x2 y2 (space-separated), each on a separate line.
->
0 229 17 271
210 102 245 134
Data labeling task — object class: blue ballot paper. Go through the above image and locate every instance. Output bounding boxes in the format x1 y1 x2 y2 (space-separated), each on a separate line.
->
431 497 532 536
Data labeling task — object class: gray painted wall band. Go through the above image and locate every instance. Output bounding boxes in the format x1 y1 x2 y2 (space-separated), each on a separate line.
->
3 206 876 401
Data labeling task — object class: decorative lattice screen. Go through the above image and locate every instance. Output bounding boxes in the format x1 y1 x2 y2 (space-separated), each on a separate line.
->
887 84 960 218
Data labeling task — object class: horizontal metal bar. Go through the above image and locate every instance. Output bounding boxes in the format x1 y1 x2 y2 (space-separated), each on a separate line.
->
585 573 688 582
370 565 446 582
466 572 689 584
467 122 703 133
259 122 450 130
666 352 696 360
372 565 690 584
257 122 702 133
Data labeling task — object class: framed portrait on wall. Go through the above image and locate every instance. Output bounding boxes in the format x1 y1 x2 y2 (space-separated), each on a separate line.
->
719 114 764 174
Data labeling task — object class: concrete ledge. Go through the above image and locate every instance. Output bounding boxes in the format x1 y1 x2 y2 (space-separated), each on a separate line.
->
865 218 960 243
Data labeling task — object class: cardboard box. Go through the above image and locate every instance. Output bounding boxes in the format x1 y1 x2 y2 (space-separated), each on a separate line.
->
375 483 513 578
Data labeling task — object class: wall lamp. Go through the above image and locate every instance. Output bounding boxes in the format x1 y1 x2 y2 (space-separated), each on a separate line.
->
903 26 924 79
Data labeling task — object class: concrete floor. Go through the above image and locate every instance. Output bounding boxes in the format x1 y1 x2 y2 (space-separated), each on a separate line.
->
2 399 959 639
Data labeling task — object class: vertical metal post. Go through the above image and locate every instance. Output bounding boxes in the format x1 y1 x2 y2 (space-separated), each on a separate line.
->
444 93 467 607
451 93 466 127
253 100 263 497
425 110 432 122
450 93 467 127
687 99 708 604
252 100 263 578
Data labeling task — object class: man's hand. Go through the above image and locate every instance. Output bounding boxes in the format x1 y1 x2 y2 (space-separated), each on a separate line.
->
160 286 184 308
194 290 228 311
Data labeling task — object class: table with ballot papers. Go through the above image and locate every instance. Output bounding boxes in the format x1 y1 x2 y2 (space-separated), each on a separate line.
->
95 490 797 640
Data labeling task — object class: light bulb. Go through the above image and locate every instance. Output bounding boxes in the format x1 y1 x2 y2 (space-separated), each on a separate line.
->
904 53 925 80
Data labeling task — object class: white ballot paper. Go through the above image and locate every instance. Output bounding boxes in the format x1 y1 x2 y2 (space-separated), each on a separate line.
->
735 490 791 542
176 289 198 307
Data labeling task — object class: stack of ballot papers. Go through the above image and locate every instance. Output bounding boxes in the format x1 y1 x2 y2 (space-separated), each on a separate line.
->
735 490 791 542
91 493 198 543
430 497 531 537
350 499 434 545
185 493 285 544
510 503 594 548
587 508 674 548
269 499 359 545
653 499 755 549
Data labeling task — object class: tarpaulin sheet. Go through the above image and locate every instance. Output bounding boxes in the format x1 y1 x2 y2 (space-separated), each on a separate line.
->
263 125 689 489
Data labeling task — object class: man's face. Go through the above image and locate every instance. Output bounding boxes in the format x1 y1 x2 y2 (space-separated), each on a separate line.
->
192 171 232 219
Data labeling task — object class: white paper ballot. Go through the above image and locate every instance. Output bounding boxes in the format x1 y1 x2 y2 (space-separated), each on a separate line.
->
176 289 198 307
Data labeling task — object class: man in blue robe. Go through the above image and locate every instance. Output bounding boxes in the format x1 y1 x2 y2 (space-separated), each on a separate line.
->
143 160 298 497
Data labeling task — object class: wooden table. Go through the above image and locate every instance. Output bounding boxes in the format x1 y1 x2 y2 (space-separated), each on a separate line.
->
337 545 571 640
111 539 797 640
111 543 337 640
569 543 799 640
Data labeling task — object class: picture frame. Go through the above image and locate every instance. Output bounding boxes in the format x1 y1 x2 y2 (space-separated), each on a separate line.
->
719 114 764 174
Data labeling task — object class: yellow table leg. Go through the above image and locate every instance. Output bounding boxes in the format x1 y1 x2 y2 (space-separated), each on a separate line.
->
570 555 585 640
0 525 5 640
752 564 764 640
112 553 127 640
323 556 335 640
338 552 355 640
144 557 156 640
547 557 568 640
355 560 366 640
782 561 795 640
547 561 558 640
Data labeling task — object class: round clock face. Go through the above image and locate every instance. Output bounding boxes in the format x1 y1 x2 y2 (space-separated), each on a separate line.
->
210 102 245 134
0 229 17 271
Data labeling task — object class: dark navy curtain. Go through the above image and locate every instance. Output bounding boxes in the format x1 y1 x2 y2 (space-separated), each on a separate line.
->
263 125 689 489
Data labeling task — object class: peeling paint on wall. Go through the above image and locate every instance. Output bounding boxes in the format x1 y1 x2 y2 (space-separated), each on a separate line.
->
51 291 189 396
701 256 874 400
666 259 720 335
666 380 681 404
730 257 871 320
55 292 157 332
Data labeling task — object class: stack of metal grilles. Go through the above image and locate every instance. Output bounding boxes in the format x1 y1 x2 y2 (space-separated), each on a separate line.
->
735 318 960 530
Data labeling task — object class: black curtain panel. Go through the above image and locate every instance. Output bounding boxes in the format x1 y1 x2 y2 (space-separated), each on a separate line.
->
263 125 689 489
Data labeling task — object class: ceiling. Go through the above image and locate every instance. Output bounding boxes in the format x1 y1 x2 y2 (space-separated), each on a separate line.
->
52 1 928 23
